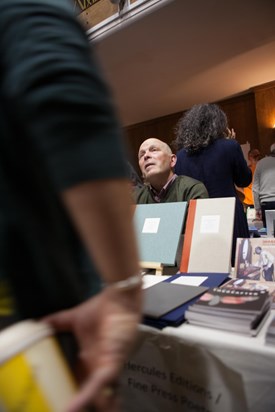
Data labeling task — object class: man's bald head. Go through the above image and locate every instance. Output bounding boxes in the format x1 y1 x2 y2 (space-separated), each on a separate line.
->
138 138 177 191
138 138 172 158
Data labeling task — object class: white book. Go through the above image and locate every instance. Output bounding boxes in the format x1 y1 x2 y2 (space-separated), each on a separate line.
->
180 197 235 273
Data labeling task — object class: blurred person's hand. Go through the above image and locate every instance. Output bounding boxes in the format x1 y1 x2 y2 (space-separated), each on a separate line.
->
225 128 236 139
44 285 142 412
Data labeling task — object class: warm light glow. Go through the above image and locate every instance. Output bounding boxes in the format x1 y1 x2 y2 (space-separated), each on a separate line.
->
267 112 275 129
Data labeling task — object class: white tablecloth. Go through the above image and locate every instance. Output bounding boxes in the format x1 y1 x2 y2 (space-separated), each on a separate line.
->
121 281 275 412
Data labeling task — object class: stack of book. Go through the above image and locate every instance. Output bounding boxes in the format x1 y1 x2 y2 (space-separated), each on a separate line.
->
185 286 271 336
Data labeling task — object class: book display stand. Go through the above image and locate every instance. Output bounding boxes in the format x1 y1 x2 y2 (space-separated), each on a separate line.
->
140 261 163 276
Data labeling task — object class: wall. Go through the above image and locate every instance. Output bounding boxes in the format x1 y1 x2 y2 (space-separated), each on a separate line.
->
124 111 182 172
124 82 275 174
253 81 275 155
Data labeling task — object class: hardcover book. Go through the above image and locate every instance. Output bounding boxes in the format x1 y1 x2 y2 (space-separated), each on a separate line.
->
142 272 229 329
134 202 187 266
180 197 235 274
234 238 275 282
142 282 208 319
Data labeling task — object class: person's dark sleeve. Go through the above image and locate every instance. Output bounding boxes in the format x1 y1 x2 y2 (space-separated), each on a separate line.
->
0 0 127 191
230 141 252 188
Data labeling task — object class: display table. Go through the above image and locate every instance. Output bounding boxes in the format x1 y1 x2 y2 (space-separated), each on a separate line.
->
163 310 275 412
121 310 275 412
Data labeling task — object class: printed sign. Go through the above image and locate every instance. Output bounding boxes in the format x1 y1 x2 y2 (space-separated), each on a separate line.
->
121 327 248 412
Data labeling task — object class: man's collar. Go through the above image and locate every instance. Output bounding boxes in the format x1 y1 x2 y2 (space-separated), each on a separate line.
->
149 174 177 202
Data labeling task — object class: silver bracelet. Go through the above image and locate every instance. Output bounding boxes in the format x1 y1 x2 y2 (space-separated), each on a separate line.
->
106 273 142 291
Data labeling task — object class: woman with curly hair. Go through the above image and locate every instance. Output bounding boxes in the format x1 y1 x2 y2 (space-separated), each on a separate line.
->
173 103 252 266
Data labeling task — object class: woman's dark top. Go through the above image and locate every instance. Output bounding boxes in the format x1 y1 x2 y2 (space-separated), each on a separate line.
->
175 138 252 265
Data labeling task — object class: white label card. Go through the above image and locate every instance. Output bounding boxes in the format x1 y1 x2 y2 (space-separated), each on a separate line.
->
171 276 208 286
200 215 220 234
142 217 160 233
142 275 171 289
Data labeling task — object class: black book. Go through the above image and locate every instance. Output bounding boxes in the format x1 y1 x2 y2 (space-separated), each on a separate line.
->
142 282 208 319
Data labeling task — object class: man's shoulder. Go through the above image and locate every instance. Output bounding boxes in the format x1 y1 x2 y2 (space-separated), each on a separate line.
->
134 185 151 204
259 156 275 166
175 175 204 186
174 175 208 199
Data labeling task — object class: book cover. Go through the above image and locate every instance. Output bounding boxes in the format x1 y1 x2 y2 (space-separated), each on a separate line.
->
134 202 187 266
234 238 275 282
221 278 275 308
180 197 235 274
142 272 229 329
188 287 270 315
142 282 208 319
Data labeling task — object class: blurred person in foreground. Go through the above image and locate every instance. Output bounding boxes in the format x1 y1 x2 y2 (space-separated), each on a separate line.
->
173 103 252 266
253 143 275 228
0 1 142 411
135 138 208 204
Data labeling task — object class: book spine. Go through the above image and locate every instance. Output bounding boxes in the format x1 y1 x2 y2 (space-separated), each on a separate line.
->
180 199 197 272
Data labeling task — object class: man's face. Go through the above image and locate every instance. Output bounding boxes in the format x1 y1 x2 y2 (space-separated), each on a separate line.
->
138 138 175 182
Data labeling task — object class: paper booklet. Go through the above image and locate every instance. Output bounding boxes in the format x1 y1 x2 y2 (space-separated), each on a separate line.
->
234 238 275 282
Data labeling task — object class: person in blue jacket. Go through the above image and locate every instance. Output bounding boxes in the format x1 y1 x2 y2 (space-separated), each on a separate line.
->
173 103 252 266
